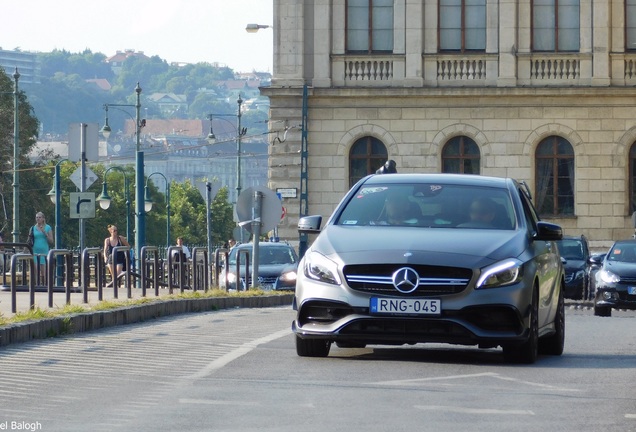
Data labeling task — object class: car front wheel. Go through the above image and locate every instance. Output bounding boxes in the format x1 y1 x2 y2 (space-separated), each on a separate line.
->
296 335 331 357
503 287 539 364
539 284 565 356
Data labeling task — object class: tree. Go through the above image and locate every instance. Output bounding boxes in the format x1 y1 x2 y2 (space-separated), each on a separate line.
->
210 186 235 247
0 67 43 240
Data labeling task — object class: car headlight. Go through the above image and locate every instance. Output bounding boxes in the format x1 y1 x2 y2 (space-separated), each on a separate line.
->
598 269 619 284
574 270 585 280
476 259 523 289
303 251 341 285
279 270 297 283
226 273 237 284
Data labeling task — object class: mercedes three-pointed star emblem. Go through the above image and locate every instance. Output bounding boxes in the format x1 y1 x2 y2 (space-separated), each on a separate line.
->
392 267 420 293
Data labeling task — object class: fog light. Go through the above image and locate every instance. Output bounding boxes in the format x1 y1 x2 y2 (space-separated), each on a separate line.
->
602 291 614 300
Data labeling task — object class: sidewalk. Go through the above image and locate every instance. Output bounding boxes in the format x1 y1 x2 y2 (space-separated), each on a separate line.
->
0 283 190 319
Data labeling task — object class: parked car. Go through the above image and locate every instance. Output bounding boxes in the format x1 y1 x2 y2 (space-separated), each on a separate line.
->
593 239 636 317
293 173 565 364
219 241 298 291
555 235 590 300
587 251 606 298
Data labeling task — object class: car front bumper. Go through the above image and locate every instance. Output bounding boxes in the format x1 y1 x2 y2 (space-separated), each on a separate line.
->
594 287 636 310
292 278 535 348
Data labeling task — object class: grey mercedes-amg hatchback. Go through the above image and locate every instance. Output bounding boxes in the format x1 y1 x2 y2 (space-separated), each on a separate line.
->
293 173 565 364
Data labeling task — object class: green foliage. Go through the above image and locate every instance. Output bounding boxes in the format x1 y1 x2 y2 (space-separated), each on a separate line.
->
211 187 236 246
0 68 44 240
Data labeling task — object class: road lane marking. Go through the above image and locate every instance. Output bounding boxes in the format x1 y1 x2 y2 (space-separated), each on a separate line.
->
414 405 535 415
626 414 636 419
372 372 579 392
187 328 291 379
180 398 261 406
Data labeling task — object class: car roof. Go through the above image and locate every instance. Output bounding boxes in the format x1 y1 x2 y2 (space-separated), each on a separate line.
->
361 173 514 188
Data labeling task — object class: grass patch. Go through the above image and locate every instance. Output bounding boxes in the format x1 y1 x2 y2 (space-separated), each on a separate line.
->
0 288 293 328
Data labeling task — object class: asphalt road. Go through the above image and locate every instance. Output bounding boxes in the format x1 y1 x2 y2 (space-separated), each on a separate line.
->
0 305 634 432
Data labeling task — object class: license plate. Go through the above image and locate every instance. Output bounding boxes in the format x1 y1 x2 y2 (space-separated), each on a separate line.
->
370 298 441 316
629 286 636 295
260 284 273 291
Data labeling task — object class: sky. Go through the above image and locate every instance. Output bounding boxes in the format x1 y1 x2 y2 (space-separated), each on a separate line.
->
2 0 273 73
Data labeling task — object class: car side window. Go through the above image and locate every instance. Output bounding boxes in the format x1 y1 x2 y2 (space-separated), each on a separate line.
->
518 187 539 235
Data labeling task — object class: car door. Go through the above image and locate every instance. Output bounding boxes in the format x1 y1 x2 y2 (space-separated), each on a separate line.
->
518 187 560 326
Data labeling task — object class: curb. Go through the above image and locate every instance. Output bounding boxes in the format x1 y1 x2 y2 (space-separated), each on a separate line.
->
0 294 295 347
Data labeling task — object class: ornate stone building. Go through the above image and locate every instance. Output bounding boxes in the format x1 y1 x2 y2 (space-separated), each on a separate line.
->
262 0 636 248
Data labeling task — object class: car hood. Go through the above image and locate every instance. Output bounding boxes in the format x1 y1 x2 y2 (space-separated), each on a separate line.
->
603 260 636 277
312 226 528 269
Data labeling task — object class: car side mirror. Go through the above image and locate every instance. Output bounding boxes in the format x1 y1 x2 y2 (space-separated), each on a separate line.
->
534 221 563 241
298 215 322 234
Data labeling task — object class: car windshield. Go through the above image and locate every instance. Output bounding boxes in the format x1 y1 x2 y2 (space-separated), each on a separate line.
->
556 239 584 260
608 244 636 263
334 183 516 229
228 246 297 265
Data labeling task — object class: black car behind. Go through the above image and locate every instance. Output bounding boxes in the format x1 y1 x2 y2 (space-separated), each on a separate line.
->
555 235 590 300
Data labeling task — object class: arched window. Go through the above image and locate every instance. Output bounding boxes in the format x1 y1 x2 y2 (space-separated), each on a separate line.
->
442 136 480 174
532 0 580 52
629 142 636 213
346 0 394 53
349 136 388 187
535 136 575 216
439 0 486 52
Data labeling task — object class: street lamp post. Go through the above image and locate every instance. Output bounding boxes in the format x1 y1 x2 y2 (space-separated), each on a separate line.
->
206 95 246 202
144 172 170 248
100 83 145 268
10 68 20 243
97 166 131 242
47 159 70 249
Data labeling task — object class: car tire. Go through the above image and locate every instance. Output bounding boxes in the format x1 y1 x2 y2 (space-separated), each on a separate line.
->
539 285 565 356
503 287 538 364
594 305 612 317
296 335 331 357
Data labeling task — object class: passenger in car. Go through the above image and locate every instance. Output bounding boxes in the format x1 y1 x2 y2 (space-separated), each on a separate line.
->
458 197 498 228
372 190 421 225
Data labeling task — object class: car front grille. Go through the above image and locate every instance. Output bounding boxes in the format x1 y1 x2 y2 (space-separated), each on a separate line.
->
343 264 472 296
240 276 278 285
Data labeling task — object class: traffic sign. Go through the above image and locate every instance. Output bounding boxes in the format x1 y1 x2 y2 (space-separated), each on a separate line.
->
69 192 96 219
70 166 98 190
236 186 282 234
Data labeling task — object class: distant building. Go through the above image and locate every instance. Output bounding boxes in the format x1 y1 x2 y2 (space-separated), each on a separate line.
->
0 48 40 84
147 93 188 117
105 50 149 75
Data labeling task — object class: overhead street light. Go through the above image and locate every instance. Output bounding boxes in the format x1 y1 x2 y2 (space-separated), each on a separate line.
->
245 23 271 33
97 166 131 242
206 95 247 203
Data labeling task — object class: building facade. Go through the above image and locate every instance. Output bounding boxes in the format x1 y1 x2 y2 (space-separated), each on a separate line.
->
262 0 636 248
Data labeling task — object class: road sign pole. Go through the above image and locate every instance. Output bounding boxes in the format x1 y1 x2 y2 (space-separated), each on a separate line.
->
79 123 87 254
251 190 263 289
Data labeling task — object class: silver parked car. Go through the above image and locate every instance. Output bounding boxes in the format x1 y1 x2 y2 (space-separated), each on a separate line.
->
293 173 565 364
